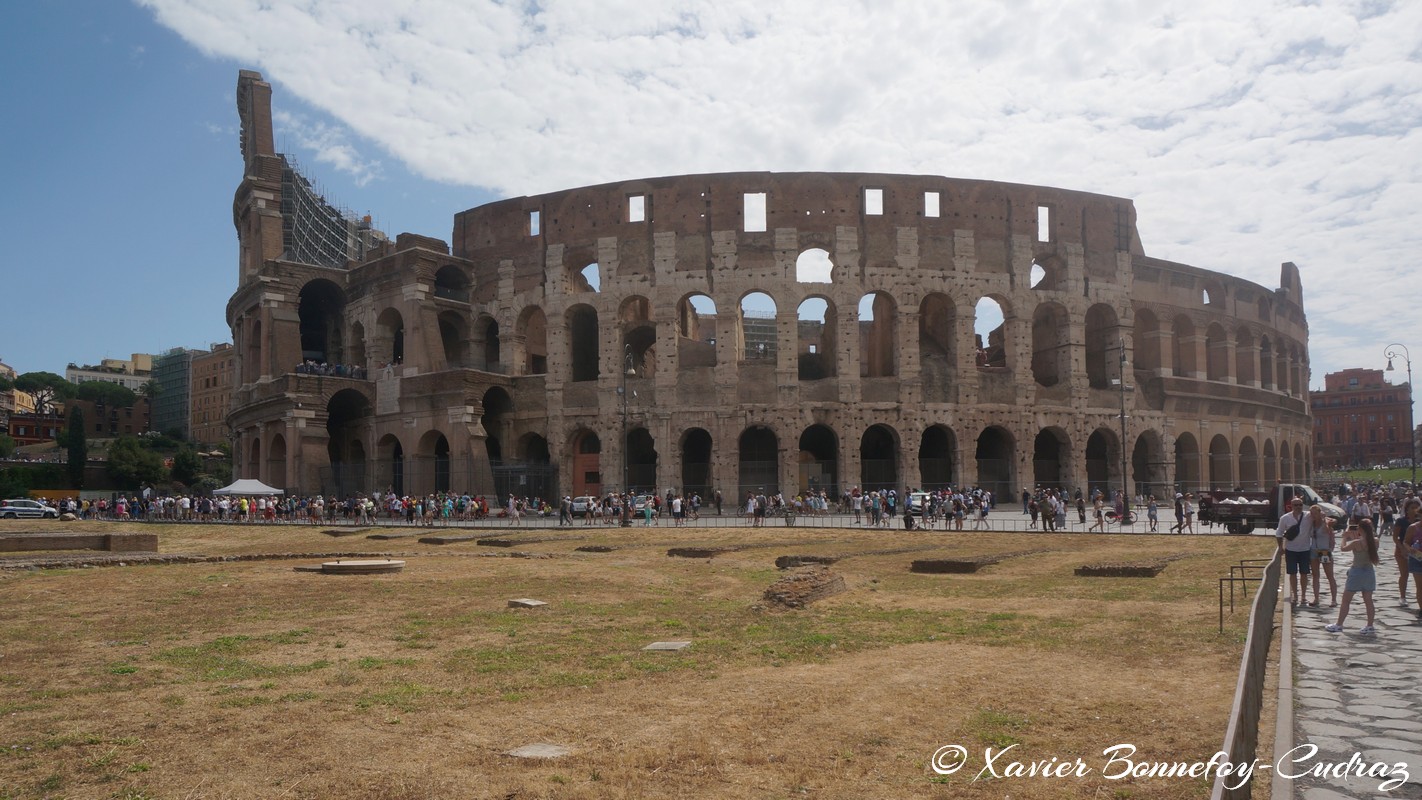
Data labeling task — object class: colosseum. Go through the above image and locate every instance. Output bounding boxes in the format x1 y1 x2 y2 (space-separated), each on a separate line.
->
227 71 1314 503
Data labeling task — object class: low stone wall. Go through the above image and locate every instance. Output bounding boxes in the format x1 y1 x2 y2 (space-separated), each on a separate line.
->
0 533 157 554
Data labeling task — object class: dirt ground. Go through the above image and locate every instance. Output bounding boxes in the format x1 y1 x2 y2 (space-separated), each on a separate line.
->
0 520 1274 799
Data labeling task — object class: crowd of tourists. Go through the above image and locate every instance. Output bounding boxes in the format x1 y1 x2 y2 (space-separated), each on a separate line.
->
294 360 368 380
1275 482 1422 637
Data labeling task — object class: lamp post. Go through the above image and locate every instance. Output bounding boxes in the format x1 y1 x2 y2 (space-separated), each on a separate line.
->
1116 338 1132 526
1385 343 1415 489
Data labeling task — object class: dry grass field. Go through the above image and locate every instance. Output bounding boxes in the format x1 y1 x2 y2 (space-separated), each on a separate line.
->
0 519 1275 799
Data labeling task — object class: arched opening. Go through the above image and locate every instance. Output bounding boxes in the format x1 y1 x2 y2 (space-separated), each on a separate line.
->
738 425 779 497
419 431 452 494
1131 430 1167 499
1280 440 1294 483
1209 435 1234 490
740 292 777 362
268 433 288 490
974 297 1008 369
795 248 834 284
434 265 470 302
567 305 600 382
676 294 718 369
376 308 405 366
1030 302 1070 387
518 306 548 375
326 388 372 496
798 424 838 496
1238 436 1259 490
626 427 657 493
858 292 897 377
859 424 898 493
681 428 713 498
297 280 346 365
576 263 601 293
520 434 551 463
1134 309 1160 373
1086 429 1118 497
1174 432 1201 492
1032 428 1071 489
919 425 956 489
1172 316 1196 378
1030 255 1062 291
438 310 468 369
975 427 1015 500
477 316 501 371
249 438 260 481
481 386 514 466
1084 304 1119 390
1293 443 1305 482
1263 440 1278 486
1206 323 1229 381
797 297 836 380
377 434 404 496
571 430 602 497
919 293 955 401
620 296 656 377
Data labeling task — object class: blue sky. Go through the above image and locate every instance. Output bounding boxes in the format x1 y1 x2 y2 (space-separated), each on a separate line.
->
3 0 1421 408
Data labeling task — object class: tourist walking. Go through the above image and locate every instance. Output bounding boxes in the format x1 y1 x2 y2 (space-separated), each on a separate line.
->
1326 518 1381 634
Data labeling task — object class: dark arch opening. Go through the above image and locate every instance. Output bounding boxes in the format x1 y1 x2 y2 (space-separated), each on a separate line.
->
738 426 779 497
919 426 955 489
298 280 345 364
860 424 898 493
799 424 838 496
975 428 1014 500
681 429 713 498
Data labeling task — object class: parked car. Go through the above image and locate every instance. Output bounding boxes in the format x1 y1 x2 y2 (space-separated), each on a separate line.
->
570 495 595 517
1 499 60 519
907 492 933 516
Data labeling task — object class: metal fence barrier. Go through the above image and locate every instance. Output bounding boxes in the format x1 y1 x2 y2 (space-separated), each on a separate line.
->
1210 548 1281 800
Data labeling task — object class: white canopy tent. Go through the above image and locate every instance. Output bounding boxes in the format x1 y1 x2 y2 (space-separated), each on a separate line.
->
212 479 285 496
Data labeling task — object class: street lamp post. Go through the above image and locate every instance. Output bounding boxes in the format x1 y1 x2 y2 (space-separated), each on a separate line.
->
1116 338 1132 525
1385 343 1415 489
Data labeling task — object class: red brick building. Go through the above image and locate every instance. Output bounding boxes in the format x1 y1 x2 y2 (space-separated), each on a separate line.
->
190 343 235 448
1311 368 1412 469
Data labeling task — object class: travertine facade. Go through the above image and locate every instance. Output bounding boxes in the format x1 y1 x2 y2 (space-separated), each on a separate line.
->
228 71 1314 501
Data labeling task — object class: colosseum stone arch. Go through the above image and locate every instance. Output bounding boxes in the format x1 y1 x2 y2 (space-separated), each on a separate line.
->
227 71 1314 502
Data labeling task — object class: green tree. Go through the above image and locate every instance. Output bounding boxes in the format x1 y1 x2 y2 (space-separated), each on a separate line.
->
107 436 166 489
14 372 77 415
171 446 202 487
138 380 161 401
0 433 16 459
76 380 137 408
63 406 87 489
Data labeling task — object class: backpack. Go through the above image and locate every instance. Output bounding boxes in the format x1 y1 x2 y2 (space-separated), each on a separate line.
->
1283 513 1301 541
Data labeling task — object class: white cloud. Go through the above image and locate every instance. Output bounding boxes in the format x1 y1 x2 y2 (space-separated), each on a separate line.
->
137 0 1422 384
272 110 382 187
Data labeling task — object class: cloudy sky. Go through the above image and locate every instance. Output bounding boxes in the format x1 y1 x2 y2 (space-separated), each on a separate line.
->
3 0 1420 405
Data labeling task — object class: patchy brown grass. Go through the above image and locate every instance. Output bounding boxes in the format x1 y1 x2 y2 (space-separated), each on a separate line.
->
0 520 1271 799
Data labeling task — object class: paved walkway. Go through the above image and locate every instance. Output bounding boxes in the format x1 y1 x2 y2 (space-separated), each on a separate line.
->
1288 549 1422 799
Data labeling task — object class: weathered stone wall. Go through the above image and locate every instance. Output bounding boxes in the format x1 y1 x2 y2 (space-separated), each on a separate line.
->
226 72 1314 501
